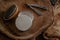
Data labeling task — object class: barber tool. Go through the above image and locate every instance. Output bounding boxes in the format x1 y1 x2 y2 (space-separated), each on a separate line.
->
26 4 48 10
15 11 34 31
3 4 18 20
26 4 42 16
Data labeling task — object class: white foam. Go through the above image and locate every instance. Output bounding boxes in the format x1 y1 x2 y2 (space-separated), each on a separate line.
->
15 11 34 31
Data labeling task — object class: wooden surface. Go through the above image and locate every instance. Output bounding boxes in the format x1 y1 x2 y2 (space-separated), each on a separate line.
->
0 0 53 40
43 2 60 40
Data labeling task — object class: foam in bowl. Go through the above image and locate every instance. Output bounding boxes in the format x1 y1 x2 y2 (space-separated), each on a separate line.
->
15 11 34 31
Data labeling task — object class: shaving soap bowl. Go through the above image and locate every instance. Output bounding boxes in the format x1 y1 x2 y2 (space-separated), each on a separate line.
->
15 11 34 31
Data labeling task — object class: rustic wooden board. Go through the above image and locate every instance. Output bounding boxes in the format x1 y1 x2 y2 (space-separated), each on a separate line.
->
0 0 53 40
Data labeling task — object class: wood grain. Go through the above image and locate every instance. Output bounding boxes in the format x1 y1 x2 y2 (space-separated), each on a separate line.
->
0 0 53 40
